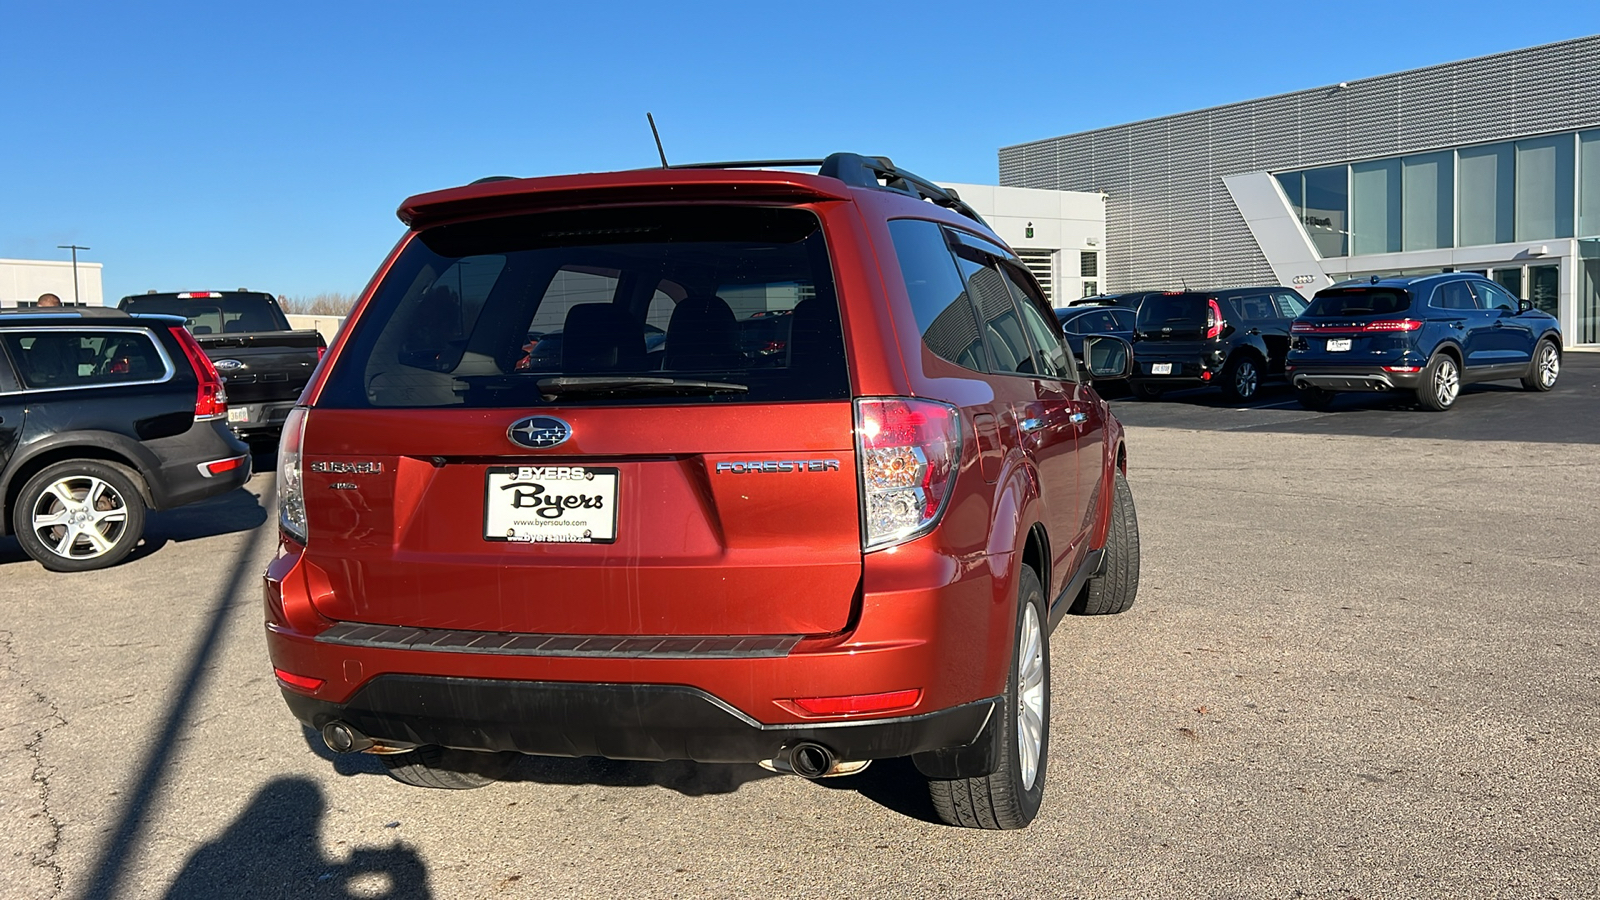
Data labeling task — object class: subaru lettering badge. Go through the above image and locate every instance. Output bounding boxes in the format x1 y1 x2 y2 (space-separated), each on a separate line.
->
508 415 572 449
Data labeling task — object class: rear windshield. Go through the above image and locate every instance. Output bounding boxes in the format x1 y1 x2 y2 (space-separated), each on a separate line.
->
1134 294 1207 331
1303 288 1413 317
121 294 290 334
317 206 849 409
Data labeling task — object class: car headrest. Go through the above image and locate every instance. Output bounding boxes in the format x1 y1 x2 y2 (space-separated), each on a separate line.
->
664 295 742 371
561 303 646 373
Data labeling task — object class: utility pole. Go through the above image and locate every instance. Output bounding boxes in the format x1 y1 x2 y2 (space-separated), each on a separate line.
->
57 244 90 305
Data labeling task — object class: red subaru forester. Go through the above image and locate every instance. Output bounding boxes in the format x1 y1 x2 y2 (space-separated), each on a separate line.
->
265 154 1140 829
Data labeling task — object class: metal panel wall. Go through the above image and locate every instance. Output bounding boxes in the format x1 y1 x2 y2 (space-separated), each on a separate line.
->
998 35 1600 292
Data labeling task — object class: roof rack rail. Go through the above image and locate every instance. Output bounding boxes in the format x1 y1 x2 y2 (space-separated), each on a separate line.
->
667 153 988 227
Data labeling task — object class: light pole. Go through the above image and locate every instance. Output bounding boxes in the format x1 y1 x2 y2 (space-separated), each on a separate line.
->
57 244 90 305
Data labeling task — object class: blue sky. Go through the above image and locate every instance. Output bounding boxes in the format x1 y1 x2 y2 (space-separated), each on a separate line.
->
3 2 1595 302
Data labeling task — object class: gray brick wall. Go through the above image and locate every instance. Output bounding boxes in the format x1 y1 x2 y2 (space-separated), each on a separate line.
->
1000 35 1600 292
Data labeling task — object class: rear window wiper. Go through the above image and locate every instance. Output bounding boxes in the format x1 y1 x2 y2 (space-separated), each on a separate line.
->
535 375 750 399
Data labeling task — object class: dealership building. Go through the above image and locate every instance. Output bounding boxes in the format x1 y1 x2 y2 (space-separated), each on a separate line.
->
992 33 1600 347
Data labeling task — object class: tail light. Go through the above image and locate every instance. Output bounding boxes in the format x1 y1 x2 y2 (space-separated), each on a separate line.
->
168 326 228 420
315 335 327 362
856 398 960 551
1290 321 1316 333
1204 299 1226 339
1364 319 1424 332
278 407 309 544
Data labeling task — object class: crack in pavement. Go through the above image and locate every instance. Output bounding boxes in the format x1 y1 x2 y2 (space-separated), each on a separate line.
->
1 628 68 898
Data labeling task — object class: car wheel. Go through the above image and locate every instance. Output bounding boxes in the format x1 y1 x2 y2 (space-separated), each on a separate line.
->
1416 352 1460 411
928 565 1049 830
1520 340 1560 392
1219 355 1261 403
1133 383 1163 401
12 460 147 572
1075 472 1140 616
1294 385 1336 411
378 745 515 790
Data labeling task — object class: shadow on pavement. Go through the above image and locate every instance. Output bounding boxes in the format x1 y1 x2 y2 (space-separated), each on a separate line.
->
813 756 942 824
162 777 431 900
129 486 270 561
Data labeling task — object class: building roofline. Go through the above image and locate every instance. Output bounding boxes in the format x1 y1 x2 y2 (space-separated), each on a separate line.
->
1000 32 1600 152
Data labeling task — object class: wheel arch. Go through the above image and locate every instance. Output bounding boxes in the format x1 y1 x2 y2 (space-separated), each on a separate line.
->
2 439 155 536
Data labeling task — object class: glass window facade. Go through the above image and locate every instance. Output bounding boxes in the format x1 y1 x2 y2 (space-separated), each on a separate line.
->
1279 130 1597 256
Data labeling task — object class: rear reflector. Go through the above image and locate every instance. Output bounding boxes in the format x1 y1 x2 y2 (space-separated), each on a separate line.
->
196 455 247 478
1382 365 1422 372
274 668 324 692
791 689 922 716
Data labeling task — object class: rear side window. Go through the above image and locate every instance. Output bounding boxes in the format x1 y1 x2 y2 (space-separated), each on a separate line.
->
887 219 986 372
318 206 850 409
1231 293 1278 321
1429 282 1478 311
1305 289 1413 317
0 329 169 390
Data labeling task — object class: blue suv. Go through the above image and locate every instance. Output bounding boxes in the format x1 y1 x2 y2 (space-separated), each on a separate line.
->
1287 273 1561 411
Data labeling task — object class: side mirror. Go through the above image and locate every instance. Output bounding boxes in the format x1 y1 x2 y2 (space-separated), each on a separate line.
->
1083 335 1133 381
1518 299 1534 313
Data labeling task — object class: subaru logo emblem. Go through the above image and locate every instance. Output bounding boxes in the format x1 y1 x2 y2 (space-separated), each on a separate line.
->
213 359 245 371
507 415 571 449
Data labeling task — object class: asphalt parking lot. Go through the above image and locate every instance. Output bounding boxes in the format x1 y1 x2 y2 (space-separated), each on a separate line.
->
2 355 1597 899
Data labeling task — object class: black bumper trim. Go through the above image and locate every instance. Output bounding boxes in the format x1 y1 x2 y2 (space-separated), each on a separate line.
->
283 675 997 763
315 623 802 659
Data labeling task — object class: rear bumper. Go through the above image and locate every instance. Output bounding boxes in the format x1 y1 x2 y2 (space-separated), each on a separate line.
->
147 420 252 509
1290 366 1421 392
281 675 996 763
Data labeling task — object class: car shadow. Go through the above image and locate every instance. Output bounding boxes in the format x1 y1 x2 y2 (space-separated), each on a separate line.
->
810 756 942 825
127 485 270 561
300 726 776 797
161 776 432 899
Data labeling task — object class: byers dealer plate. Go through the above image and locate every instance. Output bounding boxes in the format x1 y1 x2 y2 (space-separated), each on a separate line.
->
483 465 619 544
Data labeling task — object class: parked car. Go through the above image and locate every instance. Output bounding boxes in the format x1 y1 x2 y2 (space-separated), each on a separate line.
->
264 153 1140 830
0 308 251 571
118 291 325 438
1057 306 1137 368
1287 274 1562 411
1067 290 1165 309
1127 286 1307 402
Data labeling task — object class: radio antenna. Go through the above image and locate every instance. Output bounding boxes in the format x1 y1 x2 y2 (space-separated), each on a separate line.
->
647 113 668 168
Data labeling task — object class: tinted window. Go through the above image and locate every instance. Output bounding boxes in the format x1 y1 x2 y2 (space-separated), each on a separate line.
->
1135 294 1208 334
1002 265 1074 381
1305 289 1413 317
1429 282 1479 311
122 293 291 335
1231 292 1278 321
957 257 1034 375
1273 292 1308 318
887 219 986 372
1062 309 1119 335
319 206 849 409
1 329 169 389
1472 280 1519 312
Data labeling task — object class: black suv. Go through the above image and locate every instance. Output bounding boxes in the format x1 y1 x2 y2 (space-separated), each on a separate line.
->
1128 287 1307 402
0 309 251 571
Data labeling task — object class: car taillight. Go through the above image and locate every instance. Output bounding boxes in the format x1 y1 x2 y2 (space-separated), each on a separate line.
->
168 326 227 420
279 407 309 544
1205 298 1226 339
856 398 960 551
316 335 327 361
1364 319 1424 332
1290 321 1315 333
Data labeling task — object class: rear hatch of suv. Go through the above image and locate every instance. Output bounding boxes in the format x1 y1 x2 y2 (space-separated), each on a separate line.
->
1290 286 1418 361
1132 292 1226 373
296 202 861 637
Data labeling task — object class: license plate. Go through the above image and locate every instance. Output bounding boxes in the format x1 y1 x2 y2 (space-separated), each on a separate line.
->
227 407 250 423
484 465 618 544
1150 363 1173 375
1326 338 1352 352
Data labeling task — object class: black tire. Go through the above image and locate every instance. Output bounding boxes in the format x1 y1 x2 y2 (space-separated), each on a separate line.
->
1076 472 1140 616
11 460 147 572
928 566 1049 830
1416 352 1460 411
1294 385 1336 411
379 746 514 790
1520 340 1560 392
1219 354 1261 403
1132 383 1163 401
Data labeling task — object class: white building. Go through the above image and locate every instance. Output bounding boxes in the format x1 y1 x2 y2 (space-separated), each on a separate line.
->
0 258 105 309
940 183 1106 307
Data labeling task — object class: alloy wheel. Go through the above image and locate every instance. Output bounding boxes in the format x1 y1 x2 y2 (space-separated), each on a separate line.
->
1016 602 1046 791
29 475 130 560
1235 361 1259 398
1538 344 1559 388
1434 358 1460 407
